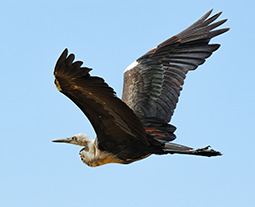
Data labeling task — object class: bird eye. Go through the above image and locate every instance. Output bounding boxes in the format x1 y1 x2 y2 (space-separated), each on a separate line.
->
72 136 77 141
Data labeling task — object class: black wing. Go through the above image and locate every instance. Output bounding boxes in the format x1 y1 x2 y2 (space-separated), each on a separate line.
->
122 10 229 124
54 49 148 152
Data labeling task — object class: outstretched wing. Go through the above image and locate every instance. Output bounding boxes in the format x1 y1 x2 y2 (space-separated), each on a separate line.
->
122 10 229 124
54 49 148 151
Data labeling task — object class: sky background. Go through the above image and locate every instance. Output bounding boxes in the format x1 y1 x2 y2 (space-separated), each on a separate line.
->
1 0 254 206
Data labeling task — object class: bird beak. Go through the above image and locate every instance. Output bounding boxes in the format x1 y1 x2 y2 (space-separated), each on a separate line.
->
52 137 72 143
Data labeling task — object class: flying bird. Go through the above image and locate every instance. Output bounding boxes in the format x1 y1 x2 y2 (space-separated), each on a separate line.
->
53 10 229 167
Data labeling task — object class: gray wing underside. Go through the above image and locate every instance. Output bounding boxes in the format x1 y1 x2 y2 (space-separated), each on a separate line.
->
122 9 229 123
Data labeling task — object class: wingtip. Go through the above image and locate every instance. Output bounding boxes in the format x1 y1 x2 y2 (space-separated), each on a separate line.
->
62 48 68 58
207 8 222 15
217 11 223 16
55 48 69 68
202 9 213 20
65 53 75 65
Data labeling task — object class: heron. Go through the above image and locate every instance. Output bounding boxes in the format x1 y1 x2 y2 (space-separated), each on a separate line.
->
53 10 229 167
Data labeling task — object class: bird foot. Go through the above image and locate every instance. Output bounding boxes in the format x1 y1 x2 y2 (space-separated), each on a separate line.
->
193 145 222 157
196 145 211 151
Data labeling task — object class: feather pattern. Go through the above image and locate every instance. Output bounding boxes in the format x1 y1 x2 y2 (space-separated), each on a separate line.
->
122 9 229 123
54 49 149 154
53 10 228 165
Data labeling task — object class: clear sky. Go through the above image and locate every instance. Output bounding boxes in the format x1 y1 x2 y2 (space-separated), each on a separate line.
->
1 0 254 207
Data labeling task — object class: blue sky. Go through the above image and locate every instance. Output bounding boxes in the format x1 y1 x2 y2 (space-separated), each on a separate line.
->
1 0 254 206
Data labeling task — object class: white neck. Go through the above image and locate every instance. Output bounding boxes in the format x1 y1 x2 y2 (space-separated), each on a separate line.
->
79 140 123 167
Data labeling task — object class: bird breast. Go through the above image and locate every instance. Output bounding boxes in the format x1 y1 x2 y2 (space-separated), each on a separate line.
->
79 145 124 167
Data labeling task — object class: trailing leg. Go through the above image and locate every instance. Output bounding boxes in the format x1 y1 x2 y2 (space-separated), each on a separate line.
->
163 144 222 157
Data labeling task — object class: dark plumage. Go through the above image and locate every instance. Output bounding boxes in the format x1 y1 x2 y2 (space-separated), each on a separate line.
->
53 10 229 167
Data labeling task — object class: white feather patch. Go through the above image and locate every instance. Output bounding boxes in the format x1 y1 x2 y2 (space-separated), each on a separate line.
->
124 60 139 73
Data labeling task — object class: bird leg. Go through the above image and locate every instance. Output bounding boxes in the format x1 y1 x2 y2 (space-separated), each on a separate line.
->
167 145 222 157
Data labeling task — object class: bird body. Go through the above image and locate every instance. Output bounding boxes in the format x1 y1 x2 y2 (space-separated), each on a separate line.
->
53 10 229 167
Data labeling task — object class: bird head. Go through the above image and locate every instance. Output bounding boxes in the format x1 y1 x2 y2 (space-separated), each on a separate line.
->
53 133 100 167
52 133 94 146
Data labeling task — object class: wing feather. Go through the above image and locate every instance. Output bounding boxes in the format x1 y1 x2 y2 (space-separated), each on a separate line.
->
54 49 148 152
122 10 229 124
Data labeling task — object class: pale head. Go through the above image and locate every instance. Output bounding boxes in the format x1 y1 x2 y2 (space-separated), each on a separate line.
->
53 133 99 167
52 133 94 147
53 133 123 167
